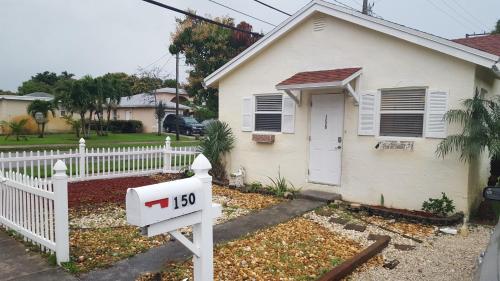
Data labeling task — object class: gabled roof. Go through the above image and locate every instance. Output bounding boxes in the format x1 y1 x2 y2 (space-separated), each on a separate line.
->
204 0 499 87
452 34 500 57
118 93 190 110
276 67 361 89
155 87 188 95
0 94 53 102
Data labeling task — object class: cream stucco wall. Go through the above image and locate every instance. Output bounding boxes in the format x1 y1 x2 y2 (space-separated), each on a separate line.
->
217 12 483 213
114 108 179 133
0 99 71 134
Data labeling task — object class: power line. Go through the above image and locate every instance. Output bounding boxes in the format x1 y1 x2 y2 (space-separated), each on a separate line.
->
440 0 485 32
208 0 276 27
450 0 489 31
141 53 171 71
424 0 473 31
252 0 291 16
141 0 262 37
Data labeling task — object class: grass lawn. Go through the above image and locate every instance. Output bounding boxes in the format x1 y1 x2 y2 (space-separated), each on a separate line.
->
0 133 199 151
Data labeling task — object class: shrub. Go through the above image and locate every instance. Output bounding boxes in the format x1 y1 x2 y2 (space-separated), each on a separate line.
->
198 120 235 181
265 169 301 197
248 181 263 193
90 120 143 133
0 119 28 141
422 192 456 216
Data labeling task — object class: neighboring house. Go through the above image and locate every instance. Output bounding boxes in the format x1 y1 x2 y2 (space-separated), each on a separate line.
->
204 0 500 214
115 91 191 133
0 92 70 134
154 87 192 105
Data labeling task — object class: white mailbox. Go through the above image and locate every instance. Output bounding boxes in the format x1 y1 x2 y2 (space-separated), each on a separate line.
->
126 177 204 227
125 154 221 281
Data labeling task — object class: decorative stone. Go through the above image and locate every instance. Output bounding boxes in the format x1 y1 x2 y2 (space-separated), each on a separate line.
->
350 203 362 210
252 133 275 144
329 217 349 225
383 259 400 269
367 234 388 241
283 192 294 199
393 244 416 251
344 223 366 232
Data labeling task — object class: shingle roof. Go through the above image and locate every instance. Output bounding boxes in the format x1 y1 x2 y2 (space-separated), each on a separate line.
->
118 93 190 109
155 87 188 95
25 92 54 98
277 67 362 86
452 34 500 56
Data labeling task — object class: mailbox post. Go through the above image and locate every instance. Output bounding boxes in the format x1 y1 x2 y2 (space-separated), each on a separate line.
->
126 154 221 281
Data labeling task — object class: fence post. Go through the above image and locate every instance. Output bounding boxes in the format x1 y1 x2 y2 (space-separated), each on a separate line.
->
163 136 171 173
191 154 213 281
79 138 86 179
53 160 69 265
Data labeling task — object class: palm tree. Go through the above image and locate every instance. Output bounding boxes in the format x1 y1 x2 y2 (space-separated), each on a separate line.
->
198 121 235 180
436 88 500 162
27 100 56 138
154 101 168 136
0 119 29 141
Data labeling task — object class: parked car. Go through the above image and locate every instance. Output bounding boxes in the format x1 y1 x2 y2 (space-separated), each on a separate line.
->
201 119 217 130
163 114 204 135
474 187 500 281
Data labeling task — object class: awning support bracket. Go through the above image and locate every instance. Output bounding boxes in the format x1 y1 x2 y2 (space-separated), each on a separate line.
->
345 83 359 105
284 89 302 106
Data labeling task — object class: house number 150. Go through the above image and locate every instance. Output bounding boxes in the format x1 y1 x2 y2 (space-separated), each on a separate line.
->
173 193 196 209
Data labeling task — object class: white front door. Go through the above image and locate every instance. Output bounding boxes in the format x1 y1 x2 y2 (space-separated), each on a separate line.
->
309 94 344 185
125 111 132 121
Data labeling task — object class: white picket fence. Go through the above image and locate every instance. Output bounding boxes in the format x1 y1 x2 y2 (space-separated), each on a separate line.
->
0 137 199 181
0 161 69 264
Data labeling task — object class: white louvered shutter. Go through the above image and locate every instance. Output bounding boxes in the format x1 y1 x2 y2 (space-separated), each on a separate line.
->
282 95 295 133
425 90 448 138
358 91 378 136
242 96 253 132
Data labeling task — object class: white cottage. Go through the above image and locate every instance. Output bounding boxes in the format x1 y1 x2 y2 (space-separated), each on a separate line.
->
204 0 500 214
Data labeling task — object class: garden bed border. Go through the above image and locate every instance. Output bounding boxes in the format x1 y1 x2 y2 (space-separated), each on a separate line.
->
317 235 390 281
362 205 464 226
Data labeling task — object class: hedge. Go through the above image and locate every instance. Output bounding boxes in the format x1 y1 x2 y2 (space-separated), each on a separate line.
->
90 120 144 133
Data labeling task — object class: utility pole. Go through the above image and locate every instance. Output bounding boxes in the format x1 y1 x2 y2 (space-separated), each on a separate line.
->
362 0 368 14
175 52 180 141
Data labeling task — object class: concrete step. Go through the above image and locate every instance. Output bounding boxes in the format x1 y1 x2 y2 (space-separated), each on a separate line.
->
297 190 341 203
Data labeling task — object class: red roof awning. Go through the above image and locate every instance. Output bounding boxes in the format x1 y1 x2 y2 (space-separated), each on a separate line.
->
452 34 500 56
276 67 362 89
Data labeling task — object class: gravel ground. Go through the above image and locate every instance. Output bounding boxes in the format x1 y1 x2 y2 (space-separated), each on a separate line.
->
69 195 250 229
305 209 493 281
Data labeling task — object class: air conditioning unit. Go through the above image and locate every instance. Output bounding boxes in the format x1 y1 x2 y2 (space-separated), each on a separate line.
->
377 140 414 151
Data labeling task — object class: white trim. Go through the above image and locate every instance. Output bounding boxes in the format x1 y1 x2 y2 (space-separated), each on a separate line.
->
204 0 498 87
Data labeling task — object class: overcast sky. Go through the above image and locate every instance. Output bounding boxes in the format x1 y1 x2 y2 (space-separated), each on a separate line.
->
0 0 498 92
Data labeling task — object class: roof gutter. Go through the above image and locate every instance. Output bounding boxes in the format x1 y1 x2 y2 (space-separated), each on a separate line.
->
493 58 500 79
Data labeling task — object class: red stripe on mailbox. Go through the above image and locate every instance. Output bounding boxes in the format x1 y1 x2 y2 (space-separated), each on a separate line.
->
145 198 169 208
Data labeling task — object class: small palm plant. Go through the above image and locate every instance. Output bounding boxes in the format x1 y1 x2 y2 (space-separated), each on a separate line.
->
27 100 56 138
198 120 235 181
1 119 28 141
436 88 500 162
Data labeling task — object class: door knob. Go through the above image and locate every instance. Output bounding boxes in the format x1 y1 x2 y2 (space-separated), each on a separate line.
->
337 146 342 149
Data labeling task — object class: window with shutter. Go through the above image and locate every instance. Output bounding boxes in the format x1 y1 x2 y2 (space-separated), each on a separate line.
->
379 88 425 137
255 94 282 132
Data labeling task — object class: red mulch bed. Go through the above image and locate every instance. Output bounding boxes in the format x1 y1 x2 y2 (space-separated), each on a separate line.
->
68 177 158 208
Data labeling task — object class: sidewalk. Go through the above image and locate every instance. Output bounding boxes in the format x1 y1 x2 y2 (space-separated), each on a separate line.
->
0 230 77 281
80 197 329 281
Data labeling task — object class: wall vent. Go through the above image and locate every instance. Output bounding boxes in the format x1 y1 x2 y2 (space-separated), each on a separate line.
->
312 16 326 31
